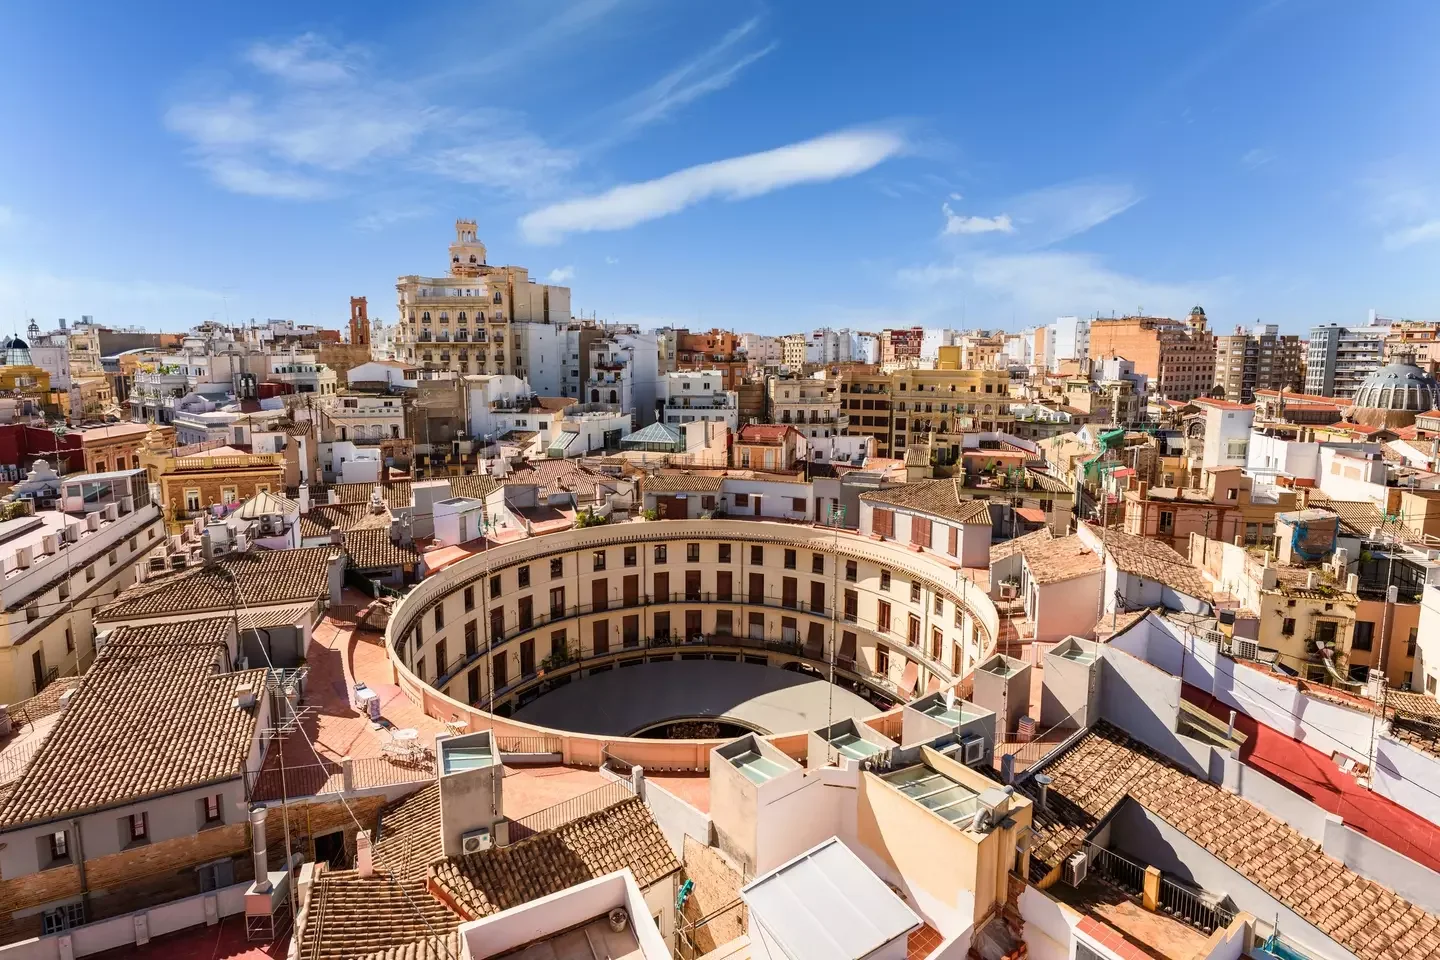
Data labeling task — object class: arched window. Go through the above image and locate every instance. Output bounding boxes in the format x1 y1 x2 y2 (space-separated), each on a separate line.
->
591 389 600 402
609 390 618 404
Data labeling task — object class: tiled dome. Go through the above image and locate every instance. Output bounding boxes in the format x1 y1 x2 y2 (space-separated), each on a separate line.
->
1347 355 1440 428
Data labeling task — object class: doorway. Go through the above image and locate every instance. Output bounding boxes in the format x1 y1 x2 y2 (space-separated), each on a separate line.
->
314 831 346 868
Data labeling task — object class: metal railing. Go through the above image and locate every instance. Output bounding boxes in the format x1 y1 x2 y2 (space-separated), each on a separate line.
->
496 734 564 755
500 778 635 844
1084 840 1145 896
1158 875 1235 934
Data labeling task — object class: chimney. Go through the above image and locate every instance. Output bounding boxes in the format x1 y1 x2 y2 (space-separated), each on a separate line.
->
1137 480 1150 499
298 483 310 515
1034 773 1053 812
328 489 339 505
1346 573 1359 594
1306 571 1318 591
329 529 343 546
249 806 271 893
356 830 374 878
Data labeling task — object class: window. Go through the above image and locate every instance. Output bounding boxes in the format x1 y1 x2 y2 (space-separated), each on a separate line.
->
735 493 749 507
791 497 805 512
1158 510 1175 533
435 639 448 676
875 645 890 674
1352 621 1374 652
185 488 202 512
25 604 38 623
48 830 69 862
702 495 716 510
654 544 667 564
204 795 222 824
85 564 95 583
873 508 894 538
463 586 475 612
593 550 606 571
464 621 477 657
518 565 531 588
910 581 921 603
812 555 824 575
490 575 502 598
550 587 565 618
1408 627 1419 658
434 606 444 630
784 549 796 570
877 601 892 633
58 581 69 601
687 543 700 563
844 589 858 622
880 570 891 591
64 627 73 653
718 543 731 563
934 594 944 616
1282 617 1296 636
42 903 84 935
125 812 149 845
751 545 763 565
625 546 637 567
845 560 857 582
550 558 563 579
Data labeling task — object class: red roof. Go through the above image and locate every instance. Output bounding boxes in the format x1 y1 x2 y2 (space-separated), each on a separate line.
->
737 423 798 443
1194 397 1254 411
1014 507 1047 523
1254 389 1340 405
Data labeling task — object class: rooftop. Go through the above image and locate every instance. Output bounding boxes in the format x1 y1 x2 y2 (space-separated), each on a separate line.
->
344 528 423 571
0 619 263 828
643 472 726 494
859 479 995 526
1021 534 1102 584
1022 721 1440 960
1085 525 1214 602
96 545 336 621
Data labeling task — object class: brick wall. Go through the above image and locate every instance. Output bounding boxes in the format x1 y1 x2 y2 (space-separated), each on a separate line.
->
268 795 390 868
678 836 745 957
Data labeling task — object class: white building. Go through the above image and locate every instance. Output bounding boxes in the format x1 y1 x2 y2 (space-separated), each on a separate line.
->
802 327 868 365
325 393 405 443
920 328 963 361
464 374 537 442
1195 398 1254 471
511 322 584 398
657 370 740 431
265 347 337 395
1049 316 1091 363
347 360 418 391
587 329 659 428
24 321 71 392
740 333 784 365
551 404 632 457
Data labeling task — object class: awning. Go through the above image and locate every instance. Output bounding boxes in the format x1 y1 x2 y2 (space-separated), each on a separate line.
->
926 673 945 695
1014 507 1047 523
899 661 919 697
238 602 317 630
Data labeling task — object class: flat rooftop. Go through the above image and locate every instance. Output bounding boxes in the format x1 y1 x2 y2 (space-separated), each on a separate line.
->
512 659 876 737
880 764 980 826
492 914 642 960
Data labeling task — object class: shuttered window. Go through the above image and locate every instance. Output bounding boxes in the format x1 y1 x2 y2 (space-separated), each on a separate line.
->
912 516 932 549
874 508 894 538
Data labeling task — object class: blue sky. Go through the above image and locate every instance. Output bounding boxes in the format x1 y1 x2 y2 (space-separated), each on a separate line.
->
1 2 1438 335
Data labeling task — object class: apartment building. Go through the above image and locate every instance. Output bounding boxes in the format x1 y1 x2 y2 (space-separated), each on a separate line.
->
739 333 783 365
1306 322 1387 398
139 431 286 527
586 329 659 428
395 220 572 379
0 467 163 702
780 334 807 368
891 368 1012 461
766 374 844 445
658 370 739 431
1089 307 1216 401
1383 318 1440 368
880 326 924 365
80 421 171 474
1214 323 1304 402
837 366 893 457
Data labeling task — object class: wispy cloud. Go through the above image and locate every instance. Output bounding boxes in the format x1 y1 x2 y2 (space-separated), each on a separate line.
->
1362 161 1440 250
615 18 775 135
1006 182 1142 246
896 249 1213 322
520 128 906 243
941 201 1013 236
605 255 620 265
1241 147 1275 169
167 30 568 199
354 205 432 232
546 265 575 283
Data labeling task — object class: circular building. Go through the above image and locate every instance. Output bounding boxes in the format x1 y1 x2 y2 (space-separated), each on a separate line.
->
382 518 1001 769
1346 353 1440 429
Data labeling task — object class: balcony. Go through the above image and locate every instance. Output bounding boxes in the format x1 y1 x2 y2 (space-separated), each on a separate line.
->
595 360 625 371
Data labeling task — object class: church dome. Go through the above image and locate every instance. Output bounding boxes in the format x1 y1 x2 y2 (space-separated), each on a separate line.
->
1 335 31 367
1347 354 1440 428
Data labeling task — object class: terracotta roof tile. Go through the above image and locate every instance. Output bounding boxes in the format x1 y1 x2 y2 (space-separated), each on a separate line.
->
1023 722 1440 960
990 528 1054 564
644 473 726 494
97 546 336 621
0 619 263 827
1084 525 1214 602
298 871 459 960
345 529 423 571
430 796 679 920
1022 535 1102 584
301 501 391 539
860 480 994 525
374 783 444 882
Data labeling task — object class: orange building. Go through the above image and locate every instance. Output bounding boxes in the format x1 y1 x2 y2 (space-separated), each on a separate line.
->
1089 306 1216 401
732 423 805 471
675 328 747 389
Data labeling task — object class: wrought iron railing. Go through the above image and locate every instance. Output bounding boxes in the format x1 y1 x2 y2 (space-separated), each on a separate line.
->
1084 840 1145 896
496 734 565 755
500 778 634 844
1158 875 1235 934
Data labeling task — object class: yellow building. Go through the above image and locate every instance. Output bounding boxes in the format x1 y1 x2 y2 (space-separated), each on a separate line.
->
138 426 285 528
892 368 1013 463
0 335 56 414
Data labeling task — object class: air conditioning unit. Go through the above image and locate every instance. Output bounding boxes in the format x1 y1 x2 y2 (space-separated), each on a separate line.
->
41 534 60 555
962 736 985 765
460 827 492 855
999 583 1018 600
148 556 167 572
1231 637 1260 660
1203 629 1225 648
1063 851 1089 887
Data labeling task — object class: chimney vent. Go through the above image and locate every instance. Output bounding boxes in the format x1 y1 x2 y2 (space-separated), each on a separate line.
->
235 683 257 710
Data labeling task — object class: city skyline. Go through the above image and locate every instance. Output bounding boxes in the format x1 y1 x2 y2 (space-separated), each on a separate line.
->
3 3 1440 334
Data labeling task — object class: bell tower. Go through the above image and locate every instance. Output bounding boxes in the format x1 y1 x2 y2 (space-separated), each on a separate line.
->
349 297 370 347
448 219 487 277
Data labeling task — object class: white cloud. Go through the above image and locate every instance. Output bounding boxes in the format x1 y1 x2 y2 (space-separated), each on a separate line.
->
547 265 575 283
604 255 620 265
941 202 1013 236
519 128 905 243
897 250 1212 321
1385 220 1440 250
1241 147 1275 169
616 18 775 133
1007 182 1142 246
167 30 564 199
354 205 432 232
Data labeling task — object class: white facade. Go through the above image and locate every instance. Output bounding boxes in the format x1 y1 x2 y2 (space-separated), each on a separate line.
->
802 327 867 365
553 405 633 457
512 322 587 399
740 334 784 364
809 433 876 465
464 374 535 441
326 394 404 442
265 347 337 395
25 323 71 391
658 371 740 431
1199 402 1255 471
1316 446 1390 504
920 328 962 361
1049 316 1090 362
347 361 418 391
587 330 659 428
854 332 880 364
